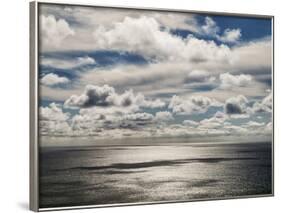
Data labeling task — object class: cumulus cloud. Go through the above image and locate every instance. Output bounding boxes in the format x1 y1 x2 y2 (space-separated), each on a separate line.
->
120 113 154 129
182 120 199 126
231 37 272 74
202 17 220 36
251 92 272 113
169 95 221 115
40 103 70 121
64 84 117 108
40 5 201 52
40 15 75 50
224 95 248 114
39 103 71 135
92 16 232 62
243 121 265 128
155 111 174 122
219 73 252 89
40 56 96 69
199 111 227 129
92 16 183 61
40 73 70 86
64 84 165 109
219 28 241 43
39 102 272 138
38 6 272 140
185 70 215 83
71 109 155 133
201 17 241 43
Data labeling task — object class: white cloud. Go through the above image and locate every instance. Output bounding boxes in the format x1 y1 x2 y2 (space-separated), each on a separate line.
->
40 56 96 69
40 15 75 51
224 95 248 114
185 70 215 83
251 92 272 113
261 92 272 110
38 102 272 139
37 5 273 140
39 103 71 136
73 41 269 102
202 17 220 36
41 4 200 32
168 95 221 115
92 16 185 61
219 28 241 43
64 84 117 108
201 17 241 43
91 16 233 62
40 102 69 121
64 84 165 109
40 73 70 86
231 37 272 74
265 122 272 133
40 5 201 52
155 111 174 122
219 73 252 89
70 108 155 134
199 111 227 129
243 121 265 128
182 120 199 126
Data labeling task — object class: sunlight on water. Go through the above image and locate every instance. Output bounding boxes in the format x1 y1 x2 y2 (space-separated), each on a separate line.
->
39 138 272 208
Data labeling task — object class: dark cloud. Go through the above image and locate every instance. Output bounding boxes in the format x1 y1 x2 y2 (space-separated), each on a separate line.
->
225 102 244 114
64 84 165 109
224 95 248 114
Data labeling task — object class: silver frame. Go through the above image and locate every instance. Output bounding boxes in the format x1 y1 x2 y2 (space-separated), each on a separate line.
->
30 1 274 212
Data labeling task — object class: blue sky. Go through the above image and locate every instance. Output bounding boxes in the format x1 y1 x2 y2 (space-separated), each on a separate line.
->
38 4 273 140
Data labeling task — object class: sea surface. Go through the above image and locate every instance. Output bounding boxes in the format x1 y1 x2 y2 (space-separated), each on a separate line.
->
39 137 272 208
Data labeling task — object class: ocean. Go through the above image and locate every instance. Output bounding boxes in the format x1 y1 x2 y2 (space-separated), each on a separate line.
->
39 137 272 209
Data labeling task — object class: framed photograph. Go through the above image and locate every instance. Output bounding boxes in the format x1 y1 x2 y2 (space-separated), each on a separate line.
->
30 1 274 211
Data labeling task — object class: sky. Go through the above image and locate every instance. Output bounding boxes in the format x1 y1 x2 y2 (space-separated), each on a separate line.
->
38 3 273 140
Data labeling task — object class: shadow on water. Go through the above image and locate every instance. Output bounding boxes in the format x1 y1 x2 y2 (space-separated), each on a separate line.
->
56 157 258 171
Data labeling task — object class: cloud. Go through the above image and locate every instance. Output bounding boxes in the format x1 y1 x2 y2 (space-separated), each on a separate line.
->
219 28 241 43
224 95 248 114
201 17 241 43
199 111 227 129
39 102 272 138
155 111 174 122
39 103 71 135
185 70 215 83
251 92 272 113
120 113 154 129
64 84 165 109
70 108 156 134
40 73 70 86
91 16 233 62
40 15 75 50
243 121 265 128
39 4 201 52
92 16 184 61
39 9 271 104
168 95 221 115
231 37 272 74
202 17 220 36
40 102 70 121
219 73 252 89
261 92 273 109
182 120 199 126
40 56 96 69
41 4 200 32
64 84 117 108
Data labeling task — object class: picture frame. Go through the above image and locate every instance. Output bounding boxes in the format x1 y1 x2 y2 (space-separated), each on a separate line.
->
30 1 274 211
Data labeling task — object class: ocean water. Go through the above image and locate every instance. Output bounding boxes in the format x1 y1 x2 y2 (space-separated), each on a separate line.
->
39 138 272 208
